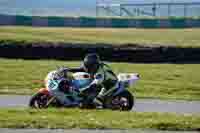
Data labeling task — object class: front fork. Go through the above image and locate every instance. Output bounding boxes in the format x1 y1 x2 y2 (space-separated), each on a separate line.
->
46 96 56 107
37 88 56 107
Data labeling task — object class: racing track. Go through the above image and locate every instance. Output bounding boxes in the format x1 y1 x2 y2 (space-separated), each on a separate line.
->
0 95 200 114
0 129 199 133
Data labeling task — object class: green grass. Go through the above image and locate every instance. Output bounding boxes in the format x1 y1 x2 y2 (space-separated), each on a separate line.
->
0 108 199 130
0 26 200 47
0 58 200 101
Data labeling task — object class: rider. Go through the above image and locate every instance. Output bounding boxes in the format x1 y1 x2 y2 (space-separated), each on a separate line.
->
68 53 118 107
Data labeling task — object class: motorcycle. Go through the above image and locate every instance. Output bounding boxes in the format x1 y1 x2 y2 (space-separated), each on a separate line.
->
29 70 139 111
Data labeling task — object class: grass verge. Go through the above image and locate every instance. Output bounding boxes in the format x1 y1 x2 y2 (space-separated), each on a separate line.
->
0 108 199 131
0 58 200 100
0 26 200 47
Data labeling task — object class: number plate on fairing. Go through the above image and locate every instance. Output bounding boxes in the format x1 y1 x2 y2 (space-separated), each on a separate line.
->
47 80 59 90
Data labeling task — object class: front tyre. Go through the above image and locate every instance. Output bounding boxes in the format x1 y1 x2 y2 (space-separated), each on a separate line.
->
29 93 51 108
111 90 134 111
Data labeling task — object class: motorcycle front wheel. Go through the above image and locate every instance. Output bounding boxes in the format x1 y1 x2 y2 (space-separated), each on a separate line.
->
29 93 57 109
109 90 134 111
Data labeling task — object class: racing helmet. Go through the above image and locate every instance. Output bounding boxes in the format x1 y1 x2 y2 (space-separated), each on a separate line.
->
83 53 101 73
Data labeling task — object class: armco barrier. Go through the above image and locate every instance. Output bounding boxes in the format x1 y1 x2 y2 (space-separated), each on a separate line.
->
139 19 159 28
170 19 186 28
0 14 200 28
0 43 200 63
15 15 32 26
110 18 130 28
80 17 96 27
47 17 65 27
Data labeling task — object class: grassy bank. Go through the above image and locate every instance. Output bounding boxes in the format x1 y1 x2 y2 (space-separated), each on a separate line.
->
0 108 199 130
0 58 200 100
0 26 200 47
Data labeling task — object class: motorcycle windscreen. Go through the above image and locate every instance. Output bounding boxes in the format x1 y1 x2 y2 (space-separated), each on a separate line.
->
72 78 93 89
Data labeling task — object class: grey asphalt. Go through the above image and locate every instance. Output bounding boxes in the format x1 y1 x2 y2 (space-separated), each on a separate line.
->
0 129 199 133
0 95 200 114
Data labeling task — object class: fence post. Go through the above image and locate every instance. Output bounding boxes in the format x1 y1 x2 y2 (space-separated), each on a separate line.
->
96 0 98 17
152 3 156 16
184 4 187 17
120 4 122 16
137 8 140 16
168 3 171 17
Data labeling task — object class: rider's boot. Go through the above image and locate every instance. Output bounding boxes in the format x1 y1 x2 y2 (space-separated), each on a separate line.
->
93 97 103 109
92 88 107 109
